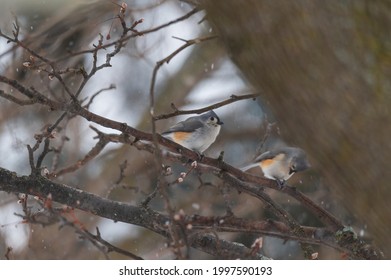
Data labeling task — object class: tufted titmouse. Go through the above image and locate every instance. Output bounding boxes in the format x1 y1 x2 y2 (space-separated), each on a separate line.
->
162 110 223 153
241 146 310 187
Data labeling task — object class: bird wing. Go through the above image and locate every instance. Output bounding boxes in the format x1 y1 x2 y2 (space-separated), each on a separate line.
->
241 151 277 171
253 147 305 163
253 151 275 162
162 117 203 134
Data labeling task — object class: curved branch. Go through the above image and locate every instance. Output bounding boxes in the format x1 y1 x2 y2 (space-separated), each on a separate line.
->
0 167 267 259
153 92 259 120
0 158 381 260
57 8 201 61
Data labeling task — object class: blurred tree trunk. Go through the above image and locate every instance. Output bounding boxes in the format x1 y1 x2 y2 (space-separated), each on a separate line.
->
202 0 391 257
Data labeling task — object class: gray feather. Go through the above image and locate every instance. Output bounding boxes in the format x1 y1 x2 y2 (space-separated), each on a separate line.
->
253 147 305 163
162 110 222 134
162 116 203 134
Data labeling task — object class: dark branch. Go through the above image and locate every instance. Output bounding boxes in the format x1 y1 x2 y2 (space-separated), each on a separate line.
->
154 92 259 120
0 167 271 259
56 8 201 62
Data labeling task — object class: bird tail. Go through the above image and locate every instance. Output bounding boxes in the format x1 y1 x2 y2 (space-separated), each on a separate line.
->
240 163 259 172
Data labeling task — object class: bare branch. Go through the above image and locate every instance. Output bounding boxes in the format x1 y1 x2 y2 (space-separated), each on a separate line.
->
4 247 13 260
67 221 144 260
26 145 36 175
3 90 343 236
48 127 111 178
154 92 259 120
0 90 36 105
0 3 383 260
61 8 201 60
0 167 273 259
148 34 217 171
82 84 116 109
36 138 52 170
0 76 64 108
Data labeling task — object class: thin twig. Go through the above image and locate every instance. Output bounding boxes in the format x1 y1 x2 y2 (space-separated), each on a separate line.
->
48 127 110 178
79 226 143 260
4 247 13 260
82 84 116 109
154 92 259 120
0 5 380 260
0 167 382 259
149 34 217 168
59 8 201 61
1 82 342 233
0 90 36 105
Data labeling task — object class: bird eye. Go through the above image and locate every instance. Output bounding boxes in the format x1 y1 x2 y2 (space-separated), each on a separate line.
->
210 116 215 122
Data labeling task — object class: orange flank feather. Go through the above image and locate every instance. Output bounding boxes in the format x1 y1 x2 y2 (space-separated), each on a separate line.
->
172 131 191 142
259 153 285 168
260 159 274 168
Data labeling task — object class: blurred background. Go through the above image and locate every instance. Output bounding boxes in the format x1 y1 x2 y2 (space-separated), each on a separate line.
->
0 0 389 259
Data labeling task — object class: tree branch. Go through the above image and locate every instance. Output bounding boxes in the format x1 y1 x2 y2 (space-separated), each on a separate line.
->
0 3 382 259
0 167 270 259
55 8 201 62
153 92 259 120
